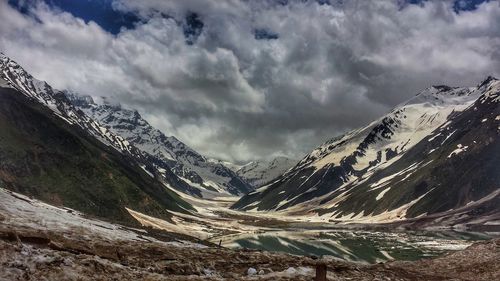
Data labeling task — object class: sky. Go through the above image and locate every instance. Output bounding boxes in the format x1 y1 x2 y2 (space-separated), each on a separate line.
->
1 0 500 164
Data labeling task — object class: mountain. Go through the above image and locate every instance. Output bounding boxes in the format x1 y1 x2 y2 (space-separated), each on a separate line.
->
65 93 253 197
236 157 298 188
0 53 194 225
208 158 244 173
232 77 500 226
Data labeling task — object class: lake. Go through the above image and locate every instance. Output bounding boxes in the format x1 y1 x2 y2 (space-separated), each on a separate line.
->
217 229 494 264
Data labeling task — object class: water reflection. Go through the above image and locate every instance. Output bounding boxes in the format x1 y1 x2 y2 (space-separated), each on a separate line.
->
218 230 493 264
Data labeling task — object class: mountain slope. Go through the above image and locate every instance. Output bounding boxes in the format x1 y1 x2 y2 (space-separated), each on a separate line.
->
65 93 253 197
237 157 298 188
0 55 136 155
0 54 194 225
233 77 500 226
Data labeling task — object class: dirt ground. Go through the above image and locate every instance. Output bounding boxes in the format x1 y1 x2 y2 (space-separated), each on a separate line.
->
0 225 499 281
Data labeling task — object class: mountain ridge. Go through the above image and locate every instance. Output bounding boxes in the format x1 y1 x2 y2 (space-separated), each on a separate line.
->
236 156 298 188
0 53 195 225
232 76 500 227
64 91 254 197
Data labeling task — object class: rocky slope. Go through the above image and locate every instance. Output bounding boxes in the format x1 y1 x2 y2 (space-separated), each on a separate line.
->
0 54 135 155
65 92 253 197
233 77 500 227
236 157 298 188
0 53 194 225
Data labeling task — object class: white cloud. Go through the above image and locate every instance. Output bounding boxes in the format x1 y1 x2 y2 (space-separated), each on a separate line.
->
1 0 499 163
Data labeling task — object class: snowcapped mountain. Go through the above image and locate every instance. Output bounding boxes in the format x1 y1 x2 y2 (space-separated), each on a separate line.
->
0 53 194 224
65 92 253 197
233 77 500 226
236 157 298 188
0 52 251 199
0 54 136 155
207 159 244 173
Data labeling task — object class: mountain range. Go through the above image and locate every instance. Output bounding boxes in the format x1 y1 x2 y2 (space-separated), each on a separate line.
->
1 52 498 229
65 92 253 197
0 53 194 225
236 157 298 188
233 78 500 227
0 53 294 213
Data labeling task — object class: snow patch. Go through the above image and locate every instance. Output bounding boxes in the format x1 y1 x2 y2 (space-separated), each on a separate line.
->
0 188 204 248
448 144 468 158
376 187 391 201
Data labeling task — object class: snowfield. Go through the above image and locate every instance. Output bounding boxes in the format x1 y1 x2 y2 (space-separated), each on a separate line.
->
0 188 204 248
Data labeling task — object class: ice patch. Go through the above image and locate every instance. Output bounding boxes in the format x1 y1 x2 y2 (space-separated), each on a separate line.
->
441 129 457 145
448 144 468 158
247 267 257 275
376 187 391 201
428 133 441 142
370 162 419 189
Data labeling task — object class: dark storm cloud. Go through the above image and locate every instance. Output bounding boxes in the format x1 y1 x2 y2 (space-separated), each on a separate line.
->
1 0 500 163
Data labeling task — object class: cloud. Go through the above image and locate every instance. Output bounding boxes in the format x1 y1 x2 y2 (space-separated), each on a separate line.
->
1 0 500 163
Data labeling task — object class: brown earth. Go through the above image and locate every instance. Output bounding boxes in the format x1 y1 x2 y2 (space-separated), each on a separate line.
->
0 224 498 281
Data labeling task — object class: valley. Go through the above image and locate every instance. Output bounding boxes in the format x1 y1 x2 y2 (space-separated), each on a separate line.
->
0 52 499 280
1 187 499 281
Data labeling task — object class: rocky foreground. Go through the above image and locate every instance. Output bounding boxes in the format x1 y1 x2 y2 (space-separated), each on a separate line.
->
0 188 499 281
0 226 499 281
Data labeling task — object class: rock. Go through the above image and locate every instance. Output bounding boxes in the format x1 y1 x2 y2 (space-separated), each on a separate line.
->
286 267 297 275
203 268 215 276
258 269 265 275
247 267 257 275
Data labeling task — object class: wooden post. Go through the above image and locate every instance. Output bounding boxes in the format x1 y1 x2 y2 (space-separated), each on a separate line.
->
315 263 327 281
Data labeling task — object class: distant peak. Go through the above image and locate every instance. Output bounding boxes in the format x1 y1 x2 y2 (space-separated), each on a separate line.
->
478 76 499 88
431 85 454 92
167 135 181 143
0 53 16 65
414 85 455 98
0 53 13 64
63 90 96 108
166 136 188 149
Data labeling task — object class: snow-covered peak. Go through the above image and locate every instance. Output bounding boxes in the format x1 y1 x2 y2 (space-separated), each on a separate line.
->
0 54 135 155
207 159 244 172
66 92 253 197
477 75 498 89
403 85 475 108
62 91 96 108
237 156 298 188
233 76 500 220
164 135 206 161
1 53 252 201
478 77 500 103
294 82 483 173
1 54 60 113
